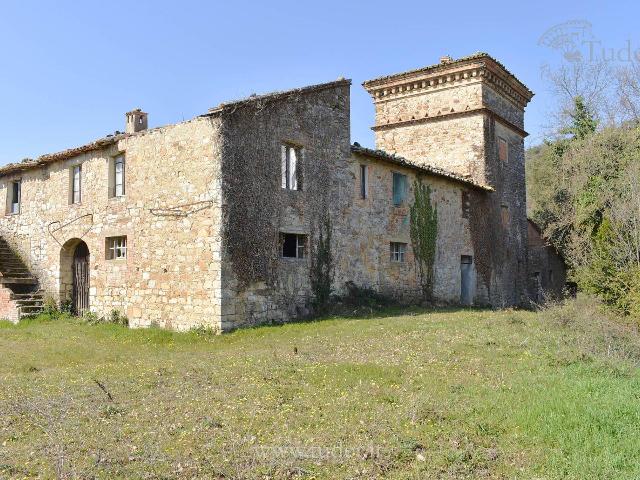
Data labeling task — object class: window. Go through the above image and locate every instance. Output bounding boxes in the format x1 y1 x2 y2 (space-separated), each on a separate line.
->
281 233 306 259
461 255 473 265
71 165 82 204
105 236 127 260
392 172 407 206
359 164 368 199
390 242 407 262
110 155 125 197
7 180 21 215
281 144 302 191
461 191 471 219
498 137 508 162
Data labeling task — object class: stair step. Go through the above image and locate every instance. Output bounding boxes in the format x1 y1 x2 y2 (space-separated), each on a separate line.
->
11 293 42 299
19 306 44 315
0 277 38 285
0 236 42 315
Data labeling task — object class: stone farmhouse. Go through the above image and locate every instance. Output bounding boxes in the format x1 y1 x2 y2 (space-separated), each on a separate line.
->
0 53 566 330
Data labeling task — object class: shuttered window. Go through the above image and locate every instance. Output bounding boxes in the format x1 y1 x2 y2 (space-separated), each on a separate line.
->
392 172 407 206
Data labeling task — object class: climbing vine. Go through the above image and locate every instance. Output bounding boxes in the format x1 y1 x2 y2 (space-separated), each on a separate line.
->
310 214 333 311
410 180 438 299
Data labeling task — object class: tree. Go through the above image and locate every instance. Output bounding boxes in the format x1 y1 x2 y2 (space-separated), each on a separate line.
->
561 96 598 140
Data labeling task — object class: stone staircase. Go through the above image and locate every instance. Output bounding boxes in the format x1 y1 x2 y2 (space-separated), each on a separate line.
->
0 236 44 318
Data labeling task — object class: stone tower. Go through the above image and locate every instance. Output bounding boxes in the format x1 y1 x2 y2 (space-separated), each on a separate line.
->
363 53 534 306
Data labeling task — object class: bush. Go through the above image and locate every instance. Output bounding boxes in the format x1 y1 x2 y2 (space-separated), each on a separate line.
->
82 310 129 327
540 295 640 366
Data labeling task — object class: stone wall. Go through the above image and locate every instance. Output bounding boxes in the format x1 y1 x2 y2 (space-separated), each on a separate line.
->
364 56 533 307
0 116 224 330
0 285 20 323
528 220 567 301
212 81 352 330
339 152 481 305
375 115 486 180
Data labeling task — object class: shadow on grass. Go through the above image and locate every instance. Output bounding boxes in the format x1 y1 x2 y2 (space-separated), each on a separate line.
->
1 304 497 348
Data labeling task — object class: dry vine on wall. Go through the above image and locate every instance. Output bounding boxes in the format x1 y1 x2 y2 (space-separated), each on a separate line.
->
218 88 344 316
310 214 333 311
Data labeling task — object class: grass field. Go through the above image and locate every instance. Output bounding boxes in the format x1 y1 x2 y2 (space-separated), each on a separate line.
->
1 298 640 479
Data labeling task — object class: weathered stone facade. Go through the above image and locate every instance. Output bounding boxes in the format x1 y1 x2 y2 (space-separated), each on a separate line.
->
527 219 567 302
0 117 224 330
363 54 534 306
0 53 564 330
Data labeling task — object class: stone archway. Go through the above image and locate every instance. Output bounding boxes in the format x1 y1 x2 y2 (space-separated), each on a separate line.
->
60 238 90 314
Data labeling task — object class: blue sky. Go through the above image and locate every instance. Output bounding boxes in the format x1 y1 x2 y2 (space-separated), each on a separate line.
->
0 0 634 165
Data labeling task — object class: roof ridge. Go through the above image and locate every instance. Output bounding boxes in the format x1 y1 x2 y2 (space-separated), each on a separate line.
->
203 78 352 116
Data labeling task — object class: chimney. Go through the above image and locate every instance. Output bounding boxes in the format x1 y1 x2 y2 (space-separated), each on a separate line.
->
440 55 453 64
125 109 148 134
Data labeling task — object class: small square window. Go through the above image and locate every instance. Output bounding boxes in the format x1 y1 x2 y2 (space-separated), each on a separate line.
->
105 236 127 260
281 233 307 259
281 145 302 191
392 172 407 206
498 137 508 162
390 242 407 262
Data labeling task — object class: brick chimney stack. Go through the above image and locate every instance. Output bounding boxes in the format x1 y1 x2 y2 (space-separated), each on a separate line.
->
126 109 148 134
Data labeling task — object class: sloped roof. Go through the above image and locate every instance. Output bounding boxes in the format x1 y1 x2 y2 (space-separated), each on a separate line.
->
351 143 493 191
0 133 127 177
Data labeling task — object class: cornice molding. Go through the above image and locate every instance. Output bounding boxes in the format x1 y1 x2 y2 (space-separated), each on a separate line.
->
364 60 533 110
371 107 528 138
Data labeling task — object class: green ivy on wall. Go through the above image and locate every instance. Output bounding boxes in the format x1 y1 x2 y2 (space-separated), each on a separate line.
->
410 180 438 299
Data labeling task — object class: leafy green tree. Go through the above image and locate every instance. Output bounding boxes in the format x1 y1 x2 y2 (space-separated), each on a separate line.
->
561 96 598 141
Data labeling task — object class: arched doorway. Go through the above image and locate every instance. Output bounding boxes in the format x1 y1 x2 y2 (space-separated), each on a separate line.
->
60 239 90 315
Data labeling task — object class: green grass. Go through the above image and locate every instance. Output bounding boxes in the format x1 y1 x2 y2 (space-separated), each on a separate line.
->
1 299 640 479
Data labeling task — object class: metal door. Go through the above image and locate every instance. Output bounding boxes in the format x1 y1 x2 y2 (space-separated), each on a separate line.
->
460 255 473 305
72 242 90 315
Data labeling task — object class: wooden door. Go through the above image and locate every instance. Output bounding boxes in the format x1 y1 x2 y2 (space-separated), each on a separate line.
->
72 242 90 315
